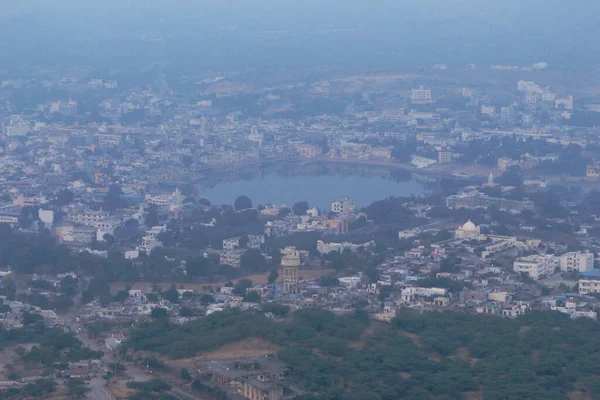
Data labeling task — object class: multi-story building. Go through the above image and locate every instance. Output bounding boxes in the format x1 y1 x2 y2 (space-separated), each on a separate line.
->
498 157 517 172
220 249 247 268
559 252 594 273
411 86 432 103
282 251 300 294
138 225 166 253
223 235 265 251
586 164 600 177
481 236 518 259
437 148 453 164
331 197 356 215
579 269 600 295
295 144 321 159
67 209 111 227
316 239 374 255
241 379 283 400
513 254 559 280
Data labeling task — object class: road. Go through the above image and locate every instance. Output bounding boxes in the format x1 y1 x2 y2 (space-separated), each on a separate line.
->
87 378 114 400
63 280 203 400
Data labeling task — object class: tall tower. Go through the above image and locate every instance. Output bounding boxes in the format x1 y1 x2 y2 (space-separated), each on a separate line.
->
488 172 494 185
281 251 300 294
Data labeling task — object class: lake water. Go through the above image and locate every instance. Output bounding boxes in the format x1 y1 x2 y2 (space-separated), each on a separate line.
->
197 163 426 210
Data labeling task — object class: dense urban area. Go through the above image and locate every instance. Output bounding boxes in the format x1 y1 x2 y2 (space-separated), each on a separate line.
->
4 46 600 400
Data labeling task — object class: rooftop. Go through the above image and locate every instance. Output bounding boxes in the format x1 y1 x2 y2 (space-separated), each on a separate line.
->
580 269 600 279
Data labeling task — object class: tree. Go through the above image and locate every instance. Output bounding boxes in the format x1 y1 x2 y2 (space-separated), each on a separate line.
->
114 290 129 302
56 189 75 209
262 303 289 317
241 249 268 272
146 293 159 302
200 294 215 306
163 285 180 303
364 266 380 283
145 206 159 227
268 269 279 284
151 307 168 319
104 183 126 210
293 201 310 216
497 166 524 187
244 291 261 303
440 257 461 273
179 307 194 317
22 312 44 326
180 368 192 381
278 207 291 218
108 363 127 377
180 155 194 168
233 279 253 295
198 198 211 206
234 195 252 211
238 235 249 249
102 233 115 245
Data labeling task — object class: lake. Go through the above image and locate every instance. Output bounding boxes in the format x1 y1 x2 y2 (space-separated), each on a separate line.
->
197 162 427 210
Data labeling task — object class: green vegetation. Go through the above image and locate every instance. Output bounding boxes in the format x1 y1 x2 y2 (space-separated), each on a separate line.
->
128 309 600 400
127 379 175 400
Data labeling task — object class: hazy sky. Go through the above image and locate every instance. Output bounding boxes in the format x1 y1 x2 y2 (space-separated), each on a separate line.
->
2 0 600 71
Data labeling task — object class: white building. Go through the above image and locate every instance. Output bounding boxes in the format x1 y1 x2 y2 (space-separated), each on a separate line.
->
67 209 110 227
222 235 265 251
480 105 496 116
555 96 574 110
513 254 559 280
331 197 356 215
400 287 447 303
579 269 600 295
559 252 594 273
38 209 54 225
411 86 432 103
219 249 246 268
455 219 481 239
145 188 183 207
411 156 437 169
138 225 166 253
317 239 374 255
338 276 362 289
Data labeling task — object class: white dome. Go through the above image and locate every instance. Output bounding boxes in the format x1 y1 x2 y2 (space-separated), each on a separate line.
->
462 220 477 231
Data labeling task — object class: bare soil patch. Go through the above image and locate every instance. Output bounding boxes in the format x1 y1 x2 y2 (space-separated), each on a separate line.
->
398 330 423 348
518 326 532 337
197 337 281 360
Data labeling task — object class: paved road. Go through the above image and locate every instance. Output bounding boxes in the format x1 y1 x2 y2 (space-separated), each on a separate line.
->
87 378 114 400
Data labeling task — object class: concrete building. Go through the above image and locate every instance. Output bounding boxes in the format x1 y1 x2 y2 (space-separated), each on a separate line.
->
513 255 559 280
579 269 600 295
411 155 437 168
281 248 300 294
555 95 574 110
498 157 517 172
67 209 111 227
559 252 594 273
481 236 518 259
331 197 356 215
411 86 432 103
437 148 453 164
220 249 247 268
586 164 600 177
138 225 166 253
455 219 481 239
316 240 374 255
242 379 283 400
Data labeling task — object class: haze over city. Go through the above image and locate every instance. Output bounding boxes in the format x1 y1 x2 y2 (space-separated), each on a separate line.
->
2 1 600 400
